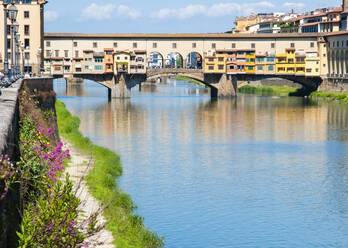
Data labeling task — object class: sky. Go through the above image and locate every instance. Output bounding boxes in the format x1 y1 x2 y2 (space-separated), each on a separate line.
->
44 0 341 33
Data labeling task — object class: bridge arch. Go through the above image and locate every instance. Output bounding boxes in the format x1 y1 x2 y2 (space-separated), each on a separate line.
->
148 52 164 69
165 52 184 69
185 52 203 69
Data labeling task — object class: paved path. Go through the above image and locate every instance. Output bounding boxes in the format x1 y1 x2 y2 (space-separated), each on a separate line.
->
63 139 115 248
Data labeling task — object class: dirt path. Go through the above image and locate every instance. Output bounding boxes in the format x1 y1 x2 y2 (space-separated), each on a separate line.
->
63 139 115 248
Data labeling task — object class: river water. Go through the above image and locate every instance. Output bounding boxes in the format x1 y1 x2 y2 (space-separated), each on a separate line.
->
54 79 348 248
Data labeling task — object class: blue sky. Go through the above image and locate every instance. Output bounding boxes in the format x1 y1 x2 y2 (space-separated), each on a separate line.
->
45 0 341 33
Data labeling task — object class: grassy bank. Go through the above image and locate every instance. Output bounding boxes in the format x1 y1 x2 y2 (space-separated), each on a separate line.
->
55 100 164 248
238 85 298 96
175 76 207 88
309 91 348 104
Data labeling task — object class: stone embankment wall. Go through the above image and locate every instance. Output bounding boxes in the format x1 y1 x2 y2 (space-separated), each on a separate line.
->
0 78 54 157
0 81 21 159
318 78 348 92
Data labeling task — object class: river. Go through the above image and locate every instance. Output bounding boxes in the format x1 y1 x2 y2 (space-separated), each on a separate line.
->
54 79 348 248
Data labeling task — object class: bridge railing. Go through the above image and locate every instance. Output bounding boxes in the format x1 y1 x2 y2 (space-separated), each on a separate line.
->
147 68 203 75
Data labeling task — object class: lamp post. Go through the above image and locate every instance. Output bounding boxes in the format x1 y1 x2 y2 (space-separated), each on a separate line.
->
1 0 10 86
48 50 52 76
15 32 20 78
11 21 18 80
8 2 17 81
37 48 42 77
20 43 24 77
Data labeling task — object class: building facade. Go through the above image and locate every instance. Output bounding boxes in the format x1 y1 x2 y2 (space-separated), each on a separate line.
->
0 0 46 75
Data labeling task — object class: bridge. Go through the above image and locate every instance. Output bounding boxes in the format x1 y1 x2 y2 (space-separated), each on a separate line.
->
45 32 348 97
55 67 323 99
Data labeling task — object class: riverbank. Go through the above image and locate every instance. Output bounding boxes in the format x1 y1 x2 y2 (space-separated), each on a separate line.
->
175 76 207 88
55 100 164 248
309 91 348 103
238 85 297 96
62 138 114 248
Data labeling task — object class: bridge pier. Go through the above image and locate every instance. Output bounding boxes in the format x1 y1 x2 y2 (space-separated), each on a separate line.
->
110 73 131 99
205 74 238 98
65 75 84 85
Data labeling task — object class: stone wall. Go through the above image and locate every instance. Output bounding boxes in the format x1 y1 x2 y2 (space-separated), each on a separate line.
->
318 78 348 92
0 80 22 159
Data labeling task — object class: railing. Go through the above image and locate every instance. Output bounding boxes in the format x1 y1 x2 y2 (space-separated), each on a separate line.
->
147 68 203 74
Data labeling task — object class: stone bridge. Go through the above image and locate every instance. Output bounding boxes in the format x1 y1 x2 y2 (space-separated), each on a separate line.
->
55 69 324 99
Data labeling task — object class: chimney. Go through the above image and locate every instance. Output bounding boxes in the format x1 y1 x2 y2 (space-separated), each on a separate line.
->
292 9 294 14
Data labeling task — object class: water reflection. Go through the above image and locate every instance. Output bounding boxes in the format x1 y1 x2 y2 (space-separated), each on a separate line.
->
55 79 348 248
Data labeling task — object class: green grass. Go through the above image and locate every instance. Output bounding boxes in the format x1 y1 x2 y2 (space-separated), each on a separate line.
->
55 100 164 248
175 76 207 88
309 91 348 103
238 85 298 96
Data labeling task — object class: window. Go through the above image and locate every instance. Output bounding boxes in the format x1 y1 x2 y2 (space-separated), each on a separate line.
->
93 42 97 48
24 39 30 48
124 57 128 60
55 50 59 57
218 57 224 62
306 68 312 73
73 42 78 47
76 68 82 72
248 66 253 70
337 41 340 47
251 43 255 49
268 65 274 71
208 66 214 70
133 42 137 48
24 25 30 35
75 51 79 57
25 52 30 60
7 39 10 49
267 57 274 62
153 43 157 48
172 43 177 49
310 42 315 48
218 65 224 70
290 43 295 48
46 50 51 57
232 43 236 49
6 25 10 35
192 43 196 48
257 57 264 62
85 66 89 70
212 43 216 49
24 11 29 18
113 42 118 48
64 50 69 58
95 65 103 70
46 41 51 47
257 66 263 70
208 58 214 62
271 43 275 49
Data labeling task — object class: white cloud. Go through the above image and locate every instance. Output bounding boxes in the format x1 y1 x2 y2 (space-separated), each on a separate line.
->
151 2 276 19
283 2 305 8
80 3 140 21
45 10 59 22
117 5 141 19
